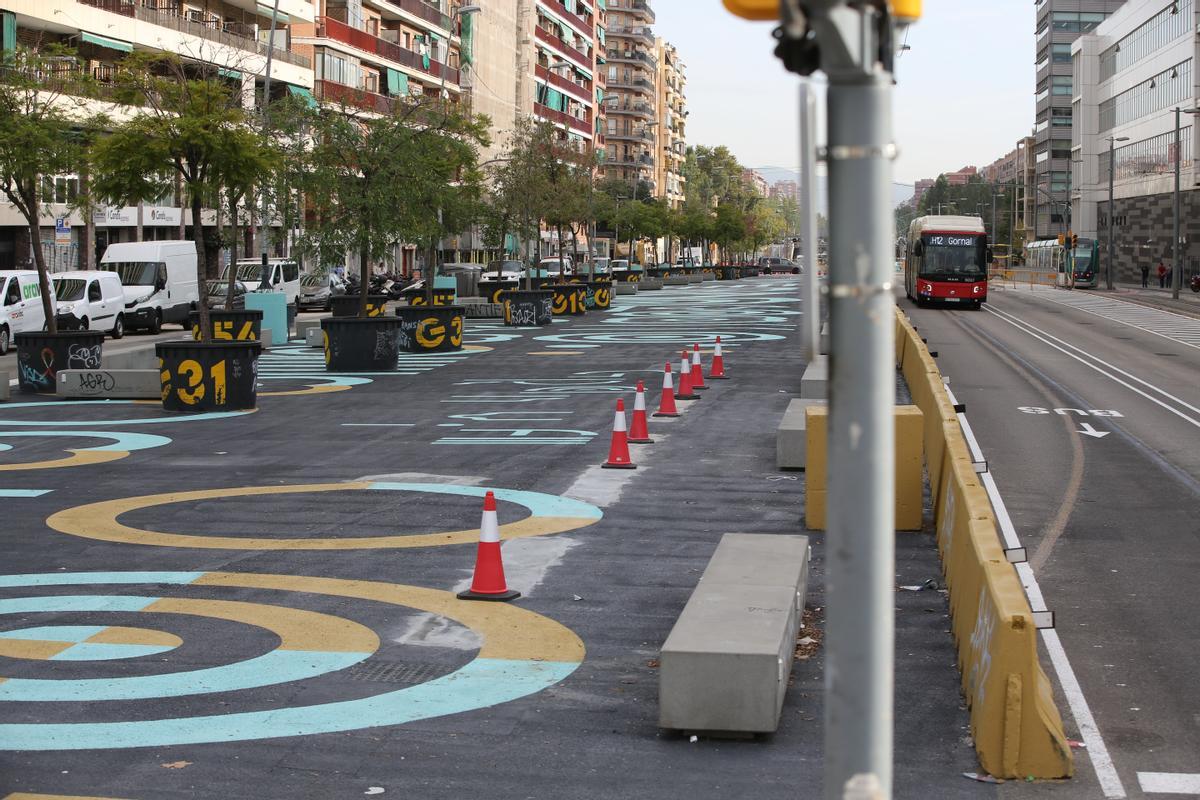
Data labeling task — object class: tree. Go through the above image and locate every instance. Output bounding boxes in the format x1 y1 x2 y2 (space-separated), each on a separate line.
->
0 47 92 333
712 204 747 262
90 52 276 340
297 95 487 312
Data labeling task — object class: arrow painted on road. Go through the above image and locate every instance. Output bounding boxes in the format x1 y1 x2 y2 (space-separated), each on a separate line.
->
1078 423 1110 439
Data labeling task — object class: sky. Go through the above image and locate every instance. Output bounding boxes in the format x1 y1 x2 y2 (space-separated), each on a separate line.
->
652 0 1035 185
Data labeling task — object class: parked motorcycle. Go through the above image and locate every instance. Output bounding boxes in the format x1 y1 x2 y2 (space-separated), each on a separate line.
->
1190 273 1200 293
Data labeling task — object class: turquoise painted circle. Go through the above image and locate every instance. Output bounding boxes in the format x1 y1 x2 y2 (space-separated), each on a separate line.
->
0 401 252 427
0 624 181 661
533 331 785 344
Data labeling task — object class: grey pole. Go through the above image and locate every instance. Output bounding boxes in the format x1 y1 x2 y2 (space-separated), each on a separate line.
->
257 0 282 289
799 78 819 361
1174 108 1182 300
1107 138 1116 290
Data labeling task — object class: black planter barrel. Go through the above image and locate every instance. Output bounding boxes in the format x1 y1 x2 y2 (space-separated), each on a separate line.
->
479 279 519 304
189 309 263 342
321 316 402 371
330 294 390 318
551 284 587 316
395 305 465 353
645 266 669 279
156 340 261 412
14 330 105 394
401 288 456 307
591 281 613 310
502 289 553 327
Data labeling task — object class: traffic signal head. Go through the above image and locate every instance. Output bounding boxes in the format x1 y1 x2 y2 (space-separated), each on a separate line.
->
1057 234 1065 245
1071 233 1079 249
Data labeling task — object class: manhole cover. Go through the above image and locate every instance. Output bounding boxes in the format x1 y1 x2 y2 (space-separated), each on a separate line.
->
347 661 454 685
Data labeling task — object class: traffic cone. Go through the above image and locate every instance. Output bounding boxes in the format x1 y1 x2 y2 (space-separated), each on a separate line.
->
709 336 728 379
690 343 708 391
602 398 637 469
628 380 654 443
654 362 680 418
676 350 698 400
457 491 520 602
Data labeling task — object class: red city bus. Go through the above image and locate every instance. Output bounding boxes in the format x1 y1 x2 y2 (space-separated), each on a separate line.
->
904 216 991 310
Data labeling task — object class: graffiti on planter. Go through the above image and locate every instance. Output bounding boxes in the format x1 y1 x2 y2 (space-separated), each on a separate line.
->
68 343 103 369
18 347 56 391
73 371 118 394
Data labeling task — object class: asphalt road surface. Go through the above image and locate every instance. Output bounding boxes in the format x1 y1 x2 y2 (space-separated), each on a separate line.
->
905 284 1200 799
0 278 999 799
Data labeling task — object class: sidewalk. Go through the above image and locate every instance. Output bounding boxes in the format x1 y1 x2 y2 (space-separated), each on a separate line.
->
1107 281 1200 317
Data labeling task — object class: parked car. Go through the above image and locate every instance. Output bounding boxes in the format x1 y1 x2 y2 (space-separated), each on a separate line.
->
297 272 346 311
538 256 573 278
205 279 248 311
0 270 47 355
52 270 127 338
479 260 527 281
758 256 801 275
224 258 302 306
99 240 199 333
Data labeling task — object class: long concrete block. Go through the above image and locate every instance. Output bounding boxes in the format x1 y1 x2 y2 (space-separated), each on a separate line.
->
685 273 704 284
57 369 160 400
0 371 10 402
799 355 828 400
305 327 324 348
700 271 717 282
663 276 690 286
639 278 663 290
295 318 322 340
101 345 157 371
659 533 809 734
776 398 827 470
614 282 638 295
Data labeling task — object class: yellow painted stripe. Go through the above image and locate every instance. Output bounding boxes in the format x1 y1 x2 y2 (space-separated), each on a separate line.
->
46 484 597 550
0 639 75 660
0 449 126 472
5 794 132 800
258 384 352 398
142 597 378 653
194 573 585 664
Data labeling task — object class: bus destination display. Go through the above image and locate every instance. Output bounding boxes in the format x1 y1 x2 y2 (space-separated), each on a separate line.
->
926 234 978 247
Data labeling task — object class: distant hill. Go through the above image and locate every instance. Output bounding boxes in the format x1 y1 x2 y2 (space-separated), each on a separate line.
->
753 166 914 214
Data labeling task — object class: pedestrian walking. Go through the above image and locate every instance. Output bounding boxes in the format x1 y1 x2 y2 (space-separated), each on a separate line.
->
1141 263 1150 288
1157 261 1167 288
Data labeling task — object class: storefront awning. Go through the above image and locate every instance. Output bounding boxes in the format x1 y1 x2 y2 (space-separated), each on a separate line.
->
256 3 290 24
286 84 317 108
81 32 133 53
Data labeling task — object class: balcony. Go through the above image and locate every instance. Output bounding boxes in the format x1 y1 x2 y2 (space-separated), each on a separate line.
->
539 0 593 35
79 0 310 68
318 16 459 84
606 74 653 94
608 152 654 168
314 78 396 114
628 0 655 23
606 128 654 143
607 23 653 45
534 63 592 104
534 25 592 68
606 49 655 68
534 102 592 135
396 0 452 32
606 100 653 118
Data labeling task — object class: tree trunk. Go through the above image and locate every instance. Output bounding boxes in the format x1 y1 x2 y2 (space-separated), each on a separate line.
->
225 193 240 309
192 191 211 341
80 165 95 271
28 218 57 334
176 173 186 240
556 224 565 282
359 244 371 318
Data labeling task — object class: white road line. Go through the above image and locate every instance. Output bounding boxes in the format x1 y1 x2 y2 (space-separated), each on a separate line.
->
1138 772 1200 794
949 390 1128 798
1028 290 1200 350
985 306 1200 429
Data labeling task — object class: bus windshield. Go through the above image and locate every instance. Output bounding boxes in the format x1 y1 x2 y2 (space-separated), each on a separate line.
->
920 234 986 279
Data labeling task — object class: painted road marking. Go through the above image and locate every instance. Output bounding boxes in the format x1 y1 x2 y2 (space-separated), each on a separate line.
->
0 572 584 750
0 596 377 700
945 384 1127 798
0 490 51 498
1030 289 1200 350
0 401 252 427
0 625 181 661
0 431 172 471
1138 773 1200 794
4 794 131 799
46 482 602 550
987 306 1200 431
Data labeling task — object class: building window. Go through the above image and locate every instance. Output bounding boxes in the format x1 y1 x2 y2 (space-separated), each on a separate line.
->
1099 59 1192 131
1052 107 1072 127
1052 43 1072 64
1051 11 1109 33
1051 75 1072 96
1099 0 1193 83
1100 127 1193 182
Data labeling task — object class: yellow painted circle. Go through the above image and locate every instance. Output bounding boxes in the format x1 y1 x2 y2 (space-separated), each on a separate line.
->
46 482 602 550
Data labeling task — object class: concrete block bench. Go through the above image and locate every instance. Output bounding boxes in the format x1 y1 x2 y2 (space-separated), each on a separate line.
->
57 369 161 400
100 345 157 371
776 398 827 470
295 318 323 341
615 282 638 295
660 533 810 735
685 273 704 284
700 272 717 282
800 355 828 400
305 327 324 347
663 276 690 287
639 278 663 291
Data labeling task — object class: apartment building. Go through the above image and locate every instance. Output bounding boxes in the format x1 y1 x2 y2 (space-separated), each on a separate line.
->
771 180 798 202
741 168 768 198
526 0 601 151
654 37 685 207
601 0 656 190
1033 0 1125 239
1072 0 1199 282
0 0 314 269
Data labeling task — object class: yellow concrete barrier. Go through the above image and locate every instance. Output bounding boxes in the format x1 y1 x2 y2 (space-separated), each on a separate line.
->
893 307 1072 779
804 404 924 532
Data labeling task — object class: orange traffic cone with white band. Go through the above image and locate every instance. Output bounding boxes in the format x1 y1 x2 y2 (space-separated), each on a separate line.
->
708 336 728 379
602 398 637 469
458 491 520 601
654 362 680 418
675 350 698 400
628 380 654 443
690 343 708 391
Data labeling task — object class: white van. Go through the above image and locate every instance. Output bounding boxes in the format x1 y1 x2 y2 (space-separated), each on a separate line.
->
0 270 48 355
225 258 301 305
52 271 127 338
99 240 199 333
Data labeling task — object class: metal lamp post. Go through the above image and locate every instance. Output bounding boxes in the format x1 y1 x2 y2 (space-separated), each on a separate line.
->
1106 135 1130 290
